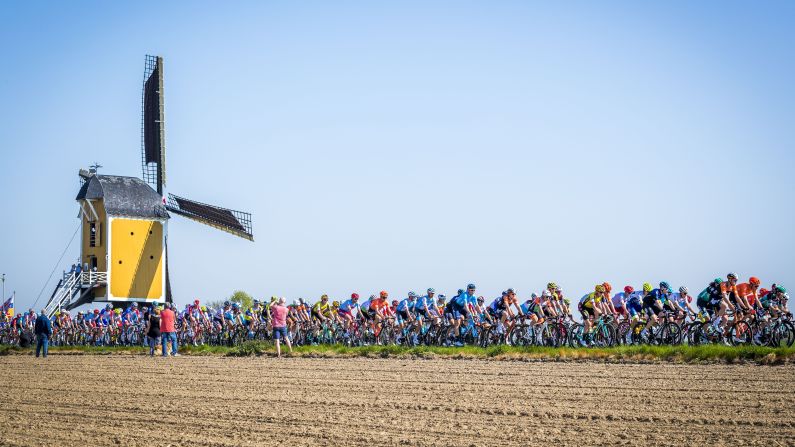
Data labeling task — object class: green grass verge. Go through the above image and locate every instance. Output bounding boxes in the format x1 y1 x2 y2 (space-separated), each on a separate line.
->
3 343 794 364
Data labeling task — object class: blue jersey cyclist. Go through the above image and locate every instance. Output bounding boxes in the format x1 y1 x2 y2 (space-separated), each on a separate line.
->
338 293 361 334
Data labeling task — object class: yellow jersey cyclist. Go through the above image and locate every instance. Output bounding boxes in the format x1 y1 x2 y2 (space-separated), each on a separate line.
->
578 284 609 339
311 294 333 323
547 282 572 318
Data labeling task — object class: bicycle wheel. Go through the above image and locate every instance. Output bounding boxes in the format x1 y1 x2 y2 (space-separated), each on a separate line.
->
568 323 585 348
773 321 795 348
660 321 682 345
592 323 615 347
508 324 532 347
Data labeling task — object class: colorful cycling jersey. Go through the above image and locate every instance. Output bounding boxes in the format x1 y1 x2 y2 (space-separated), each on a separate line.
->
359 299 372 311
223 310 234 320
697 283 722 305
580 292 601 308
668 292 688 308
627 291 643 304
611 292 628 309
643 289 664 307
339 299 359 313
455 292 476 307
312 301 331 316
370 299 390 315
415 295 428 311
735 283 758 306
396 298 415 312
489 297 508 311
720 282 738 297
520 302 532 314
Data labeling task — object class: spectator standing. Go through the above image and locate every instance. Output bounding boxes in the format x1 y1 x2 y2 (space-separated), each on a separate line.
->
144 307 161 357
160 304 178 357
34 309 52 358
270 297 292 357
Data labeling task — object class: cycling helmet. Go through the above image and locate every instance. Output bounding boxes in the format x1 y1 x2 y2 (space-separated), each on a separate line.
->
531 293 538 299
407 291 416 298
351 293 359 300
270 296 278 302
54 311 61 316
297 298 305 305
391 300 398 306
114 308 121 315
437 296 446 303
332 301 340 307
502 290 508 296
542 289 551 297
642 283 652 293
595 284 606 293
194 299 200 305
77 311 83 316
727 272 738 280
380 291 388 298
427 288 435 294
106 303 113 310
679 286 688 294
602 282 612 293
476 296 485 303
232 302 240 309
467 283 476 290
200 306 207 312
507 288 515 294
749 277 761 286
438 294 446 301
713 278 723 285
223 301 231 307
659 281 671 292
776 285 787 294
369 294 376 300
624 286 634 294
131 302 138 308
321 294 329 300
93 309 100 314
253 299 260 305
547 282 557 290
457 289 465 295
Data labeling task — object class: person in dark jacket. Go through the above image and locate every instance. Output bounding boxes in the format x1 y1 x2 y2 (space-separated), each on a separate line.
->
34 309 52 358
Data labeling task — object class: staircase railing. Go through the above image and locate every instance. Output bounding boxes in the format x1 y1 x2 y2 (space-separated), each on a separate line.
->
44 271 108 317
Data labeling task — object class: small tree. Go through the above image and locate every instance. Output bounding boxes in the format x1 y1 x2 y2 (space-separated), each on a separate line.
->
229 290 254 309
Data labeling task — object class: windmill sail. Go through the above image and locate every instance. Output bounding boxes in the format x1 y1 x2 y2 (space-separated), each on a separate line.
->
166 193 254 241
142 55 166 194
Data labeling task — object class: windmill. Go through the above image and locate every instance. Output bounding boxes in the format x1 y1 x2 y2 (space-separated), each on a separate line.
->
44 55 253 316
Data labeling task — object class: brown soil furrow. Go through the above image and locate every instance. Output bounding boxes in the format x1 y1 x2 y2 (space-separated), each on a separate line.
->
1 356 794 446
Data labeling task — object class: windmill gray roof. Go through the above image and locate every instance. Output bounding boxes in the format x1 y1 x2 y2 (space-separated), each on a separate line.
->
76 175 169 219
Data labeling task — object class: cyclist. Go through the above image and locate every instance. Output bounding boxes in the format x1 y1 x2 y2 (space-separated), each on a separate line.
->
338 293 361 334
396 292 417 335
722 272 749 317
311 294 333 323
611 287 631 320
579 284 608 340
450 284 478 345
670 286 697 320
640 282 664 338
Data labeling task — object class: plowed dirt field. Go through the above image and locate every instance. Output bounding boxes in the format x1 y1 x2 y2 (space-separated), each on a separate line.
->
1 355 794 446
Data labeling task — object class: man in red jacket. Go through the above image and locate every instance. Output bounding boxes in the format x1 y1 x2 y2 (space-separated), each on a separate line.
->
270 297 292 357
160 303 178 357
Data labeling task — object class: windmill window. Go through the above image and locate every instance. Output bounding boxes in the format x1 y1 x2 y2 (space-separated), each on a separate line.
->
150 255 154 260
118 260 123 264
89 222 97 247
130 231 134 236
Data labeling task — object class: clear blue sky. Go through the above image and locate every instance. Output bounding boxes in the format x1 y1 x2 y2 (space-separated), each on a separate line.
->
1 1 793 311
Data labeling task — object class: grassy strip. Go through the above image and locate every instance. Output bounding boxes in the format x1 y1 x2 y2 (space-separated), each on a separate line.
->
231 342 795 364
3 343 794 364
